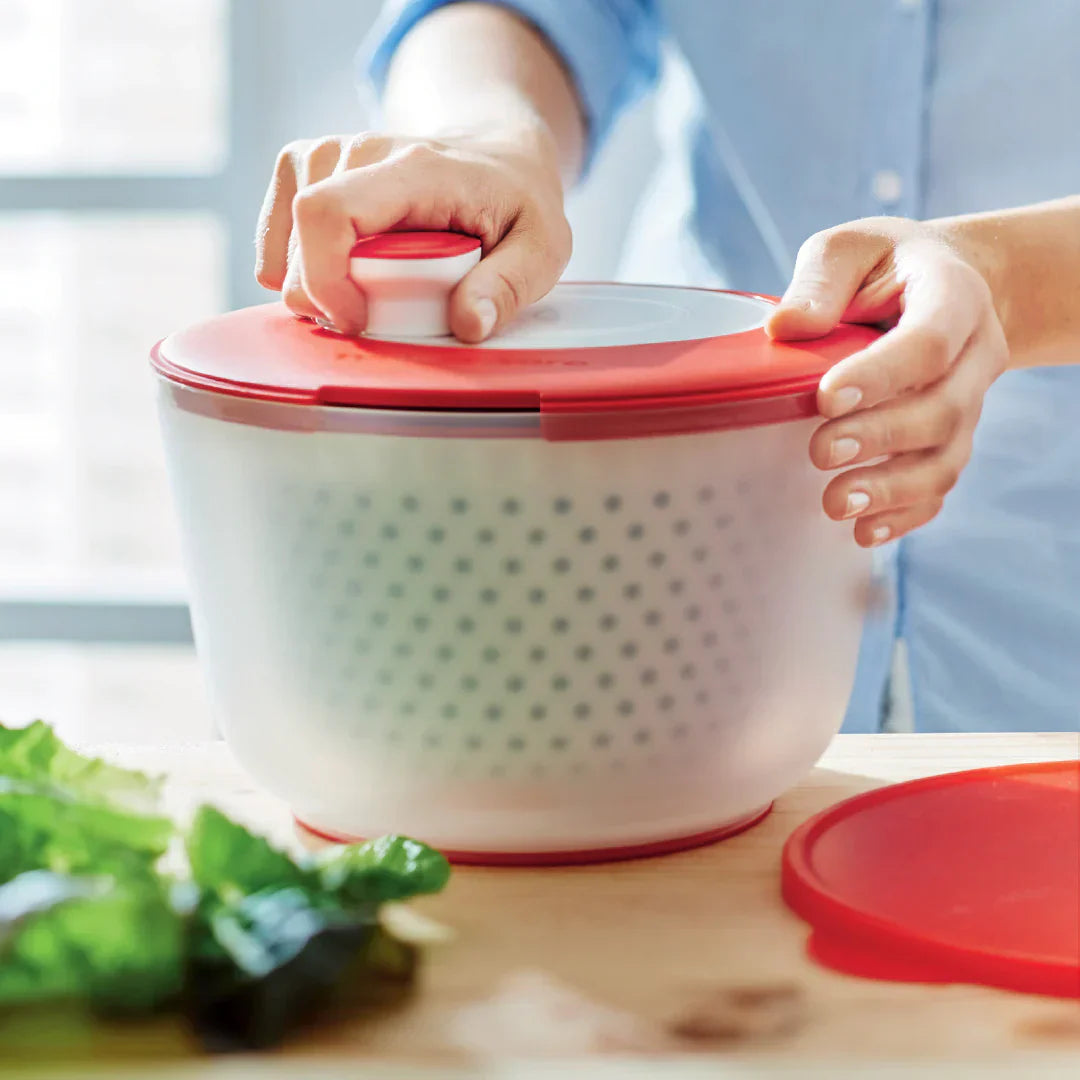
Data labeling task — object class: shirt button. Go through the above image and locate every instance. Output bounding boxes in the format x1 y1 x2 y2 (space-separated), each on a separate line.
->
872 169 904 205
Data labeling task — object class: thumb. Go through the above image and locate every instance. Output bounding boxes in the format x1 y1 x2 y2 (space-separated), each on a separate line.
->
449 225 563 343
766 228 890 341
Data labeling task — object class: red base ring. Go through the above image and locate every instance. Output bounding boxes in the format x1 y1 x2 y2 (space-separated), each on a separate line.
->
295 803 773 866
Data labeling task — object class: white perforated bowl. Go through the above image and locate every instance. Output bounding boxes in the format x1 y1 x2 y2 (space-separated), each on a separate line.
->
155 265 875 862
157 387 869 859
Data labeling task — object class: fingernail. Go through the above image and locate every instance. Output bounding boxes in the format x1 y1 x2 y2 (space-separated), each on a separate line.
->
828 387 863 415
871 525 892 545
315 316 341 334
845 490 871 517
829 436 861 466
473 298 497 338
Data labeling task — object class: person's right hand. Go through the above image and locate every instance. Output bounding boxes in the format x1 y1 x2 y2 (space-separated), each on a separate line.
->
254 129 572 342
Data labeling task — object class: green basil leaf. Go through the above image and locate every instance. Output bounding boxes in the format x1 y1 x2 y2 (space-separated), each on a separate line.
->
315 836 450 906
186 806 310 900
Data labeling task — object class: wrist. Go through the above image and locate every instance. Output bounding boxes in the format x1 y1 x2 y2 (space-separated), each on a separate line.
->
930 214 1016 362
425 108 565 179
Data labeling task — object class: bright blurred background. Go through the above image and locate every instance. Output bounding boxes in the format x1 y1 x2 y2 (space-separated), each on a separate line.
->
0 0 659 742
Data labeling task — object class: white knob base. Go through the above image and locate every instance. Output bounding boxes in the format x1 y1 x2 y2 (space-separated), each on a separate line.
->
349 248 482 338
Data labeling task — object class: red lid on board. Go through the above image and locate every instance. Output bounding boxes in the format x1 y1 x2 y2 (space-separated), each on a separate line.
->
152 283 878 421
782 759 1080 999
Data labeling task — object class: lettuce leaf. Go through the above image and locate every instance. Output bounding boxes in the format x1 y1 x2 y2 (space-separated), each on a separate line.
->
0 721 163 814
0 725 179 1016
0 782 172 885
0 723 450 1052
0 870 184 1013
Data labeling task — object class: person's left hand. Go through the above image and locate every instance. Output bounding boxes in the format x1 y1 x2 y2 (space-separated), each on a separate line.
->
766 217 1009 547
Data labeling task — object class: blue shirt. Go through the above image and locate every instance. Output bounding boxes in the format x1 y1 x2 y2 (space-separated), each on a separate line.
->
365 0 1080 734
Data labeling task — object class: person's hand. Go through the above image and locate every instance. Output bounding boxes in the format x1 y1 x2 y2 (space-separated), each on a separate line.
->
767 217 1009 547
254 128 571 341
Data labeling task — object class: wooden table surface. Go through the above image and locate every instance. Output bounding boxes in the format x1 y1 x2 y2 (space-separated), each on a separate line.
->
8 732 1080 1079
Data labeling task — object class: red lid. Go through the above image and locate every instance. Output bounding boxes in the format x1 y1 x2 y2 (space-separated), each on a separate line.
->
782 759 1080 999
152 283 878 430
349 231 481 259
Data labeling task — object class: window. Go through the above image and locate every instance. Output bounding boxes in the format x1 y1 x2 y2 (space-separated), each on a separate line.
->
0 0 239 742
0 0 649 743
0 0 389 741
0 0 231 618
0 212 223 590
0 0 227 176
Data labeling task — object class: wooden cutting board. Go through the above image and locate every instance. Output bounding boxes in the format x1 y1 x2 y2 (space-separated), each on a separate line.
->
5 732 1079 1078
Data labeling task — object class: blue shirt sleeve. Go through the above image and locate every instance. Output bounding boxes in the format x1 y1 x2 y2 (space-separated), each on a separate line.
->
361 0 661 175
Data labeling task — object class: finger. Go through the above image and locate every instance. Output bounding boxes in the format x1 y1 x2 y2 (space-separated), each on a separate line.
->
809 339 988 468
767 227 893 341
821 440 970 522
293 162 425 334
286 135 395 322
281 139 349 319
254 140 308 290
282 230 320 320
816 254 986 417
449 215 569 341
851 500 945 548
